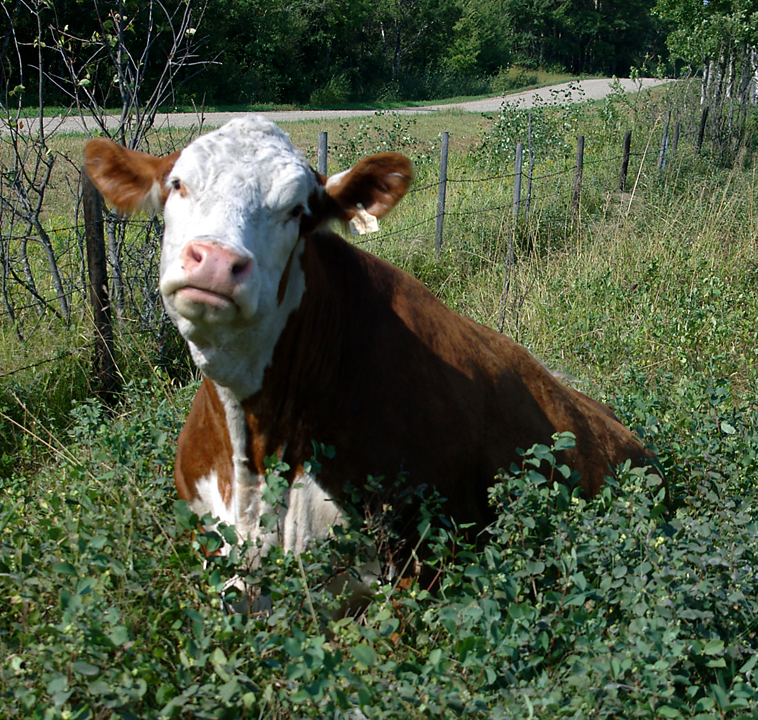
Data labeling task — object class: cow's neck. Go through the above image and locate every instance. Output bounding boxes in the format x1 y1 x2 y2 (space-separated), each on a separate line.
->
202 233 362 476
236 232 355 471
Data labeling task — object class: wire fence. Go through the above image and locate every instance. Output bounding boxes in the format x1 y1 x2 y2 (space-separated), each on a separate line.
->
0 98 740 385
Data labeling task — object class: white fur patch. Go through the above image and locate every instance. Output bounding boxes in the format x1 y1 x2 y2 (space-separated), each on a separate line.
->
189 385 381 613
212 384 345 555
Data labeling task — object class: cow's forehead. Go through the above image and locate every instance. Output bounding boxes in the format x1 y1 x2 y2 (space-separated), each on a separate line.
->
172 115 314 204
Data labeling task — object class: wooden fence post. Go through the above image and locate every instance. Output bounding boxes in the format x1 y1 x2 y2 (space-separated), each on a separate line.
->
658 110 671 171
512 142 523 220
619 130 632 192
318 131 328 176
525 112 534 220
82 169 119 405
572 135 584 217
697 106 709 153
435 131 449 261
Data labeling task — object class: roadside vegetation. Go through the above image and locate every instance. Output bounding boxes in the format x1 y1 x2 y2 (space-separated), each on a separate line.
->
1 76 758 718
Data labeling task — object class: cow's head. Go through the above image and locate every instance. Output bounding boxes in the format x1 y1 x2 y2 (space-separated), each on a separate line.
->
84 115 412 397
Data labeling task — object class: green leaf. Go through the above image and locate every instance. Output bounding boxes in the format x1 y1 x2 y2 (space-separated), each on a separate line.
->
72 660 100 677
711 683 730 710
87 680 112 695
350 643 377 667
283 637 302 658
720 422 736 435
658 706 682 718
47 675 68 695
553 432 577 451
53 561 77 575
739 654 758 674
108 625 130 646
703 640 724 656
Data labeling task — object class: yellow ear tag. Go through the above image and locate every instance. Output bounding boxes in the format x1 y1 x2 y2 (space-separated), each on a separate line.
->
349 204 379 236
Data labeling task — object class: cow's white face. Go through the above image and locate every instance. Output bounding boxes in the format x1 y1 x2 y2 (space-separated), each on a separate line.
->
156 117 318 394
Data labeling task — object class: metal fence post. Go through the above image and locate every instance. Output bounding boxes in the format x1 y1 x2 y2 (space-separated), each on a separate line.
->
658 110 671 171
619 130 632 192
525 113 535 220
671 122 681 160
435 131 449 261
697 107 709 153
318 131 328 176
572 135 584 217
513 142 523 220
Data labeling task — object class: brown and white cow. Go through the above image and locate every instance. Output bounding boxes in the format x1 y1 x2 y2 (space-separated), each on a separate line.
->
84 115 653 575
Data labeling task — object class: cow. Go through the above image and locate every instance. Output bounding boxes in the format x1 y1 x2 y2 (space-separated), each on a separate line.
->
84 115 654 589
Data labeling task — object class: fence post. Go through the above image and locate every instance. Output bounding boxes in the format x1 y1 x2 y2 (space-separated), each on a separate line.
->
671 122 681 160
82 169 119 405
512 142 523 220
435 131 449 261
525 112 534 220
318 131 328 176
697 106 709 153
619 130 632 192
658 110 671 171
572 135 584 217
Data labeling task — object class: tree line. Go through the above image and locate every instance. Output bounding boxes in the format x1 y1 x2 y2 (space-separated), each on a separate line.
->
1 0 757 108
4 0 665 109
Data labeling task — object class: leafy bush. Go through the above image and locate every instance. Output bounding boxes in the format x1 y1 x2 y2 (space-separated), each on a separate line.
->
478 83 588 167
333 112 438 170
3 376 758 719
309 75 352 108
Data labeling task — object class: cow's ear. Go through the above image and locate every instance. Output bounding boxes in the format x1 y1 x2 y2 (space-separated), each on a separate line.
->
323 152 413 225
84 138 180 215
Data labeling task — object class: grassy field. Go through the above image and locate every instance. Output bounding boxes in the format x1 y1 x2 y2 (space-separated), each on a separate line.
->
2 82 758 718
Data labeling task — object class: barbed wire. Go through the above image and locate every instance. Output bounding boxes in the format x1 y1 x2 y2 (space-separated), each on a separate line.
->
0 342 97 379
406 149 651 194
353 214 438 244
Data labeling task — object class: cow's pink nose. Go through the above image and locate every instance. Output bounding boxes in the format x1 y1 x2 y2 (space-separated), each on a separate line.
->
180 241 253 294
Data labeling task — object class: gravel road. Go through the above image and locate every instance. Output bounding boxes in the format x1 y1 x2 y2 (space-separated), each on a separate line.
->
44 77 669 135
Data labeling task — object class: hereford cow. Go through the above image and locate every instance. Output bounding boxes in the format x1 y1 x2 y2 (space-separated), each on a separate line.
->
84 115 653 577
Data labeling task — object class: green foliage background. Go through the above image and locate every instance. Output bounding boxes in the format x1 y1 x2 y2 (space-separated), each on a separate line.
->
2 0 666 109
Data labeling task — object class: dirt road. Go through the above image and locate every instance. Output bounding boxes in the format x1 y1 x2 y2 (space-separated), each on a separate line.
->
47 77 669 135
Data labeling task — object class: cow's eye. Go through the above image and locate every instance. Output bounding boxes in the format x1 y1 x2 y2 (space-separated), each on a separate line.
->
290 204 305 220
170 178 182 192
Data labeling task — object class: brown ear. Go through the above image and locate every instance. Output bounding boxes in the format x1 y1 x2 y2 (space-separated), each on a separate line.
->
324 152 413 221
84 138 180 215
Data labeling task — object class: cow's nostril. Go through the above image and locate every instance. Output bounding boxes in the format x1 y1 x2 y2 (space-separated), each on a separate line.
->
231 258 252 278
184 243 205 266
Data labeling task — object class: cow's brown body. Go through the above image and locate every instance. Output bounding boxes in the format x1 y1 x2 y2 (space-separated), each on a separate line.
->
176 228 651 530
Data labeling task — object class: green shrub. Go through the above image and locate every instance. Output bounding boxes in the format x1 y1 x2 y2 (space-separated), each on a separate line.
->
3 384 758 719
309 75 352 108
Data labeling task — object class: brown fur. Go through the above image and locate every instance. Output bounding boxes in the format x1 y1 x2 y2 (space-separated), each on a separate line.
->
84 140 180 214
